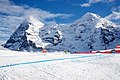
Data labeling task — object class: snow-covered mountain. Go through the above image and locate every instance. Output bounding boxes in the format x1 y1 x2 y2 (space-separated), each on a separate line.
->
4 16 49 51
65 13 120 52
4 13 120 52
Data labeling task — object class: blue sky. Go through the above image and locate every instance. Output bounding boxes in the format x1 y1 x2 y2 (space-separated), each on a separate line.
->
11 0 120 23
0 0 120 44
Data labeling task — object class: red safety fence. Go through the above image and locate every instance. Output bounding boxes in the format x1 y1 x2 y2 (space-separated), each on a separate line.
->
116 45 120 48
74 52 96 54
74 50 120 54
42 49 47 53
100 52 111 54
116 50 120 53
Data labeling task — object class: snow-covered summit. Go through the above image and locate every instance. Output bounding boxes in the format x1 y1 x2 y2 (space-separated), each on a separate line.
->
81 12 102 20
72 12 116 29
74 12 101 25
26 16 44 28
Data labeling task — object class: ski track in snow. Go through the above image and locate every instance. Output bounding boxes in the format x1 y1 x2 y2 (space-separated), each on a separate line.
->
0 50 120 80
0 54 109 69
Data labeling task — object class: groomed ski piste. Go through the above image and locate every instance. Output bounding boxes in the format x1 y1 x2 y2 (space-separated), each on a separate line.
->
0 49 120 80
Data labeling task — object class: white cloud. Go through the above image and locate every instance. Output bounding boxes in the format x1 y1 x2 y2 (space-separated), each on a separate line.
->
89 0 102 3
80 3 91 7
108 0 115 2
112 6 120 12
107 6 120 22
105 12 120 20
0 0 26 16
0 0 72 44
79 0 103 7
80 0 116 7
23 8 72 21
0 0 72 20
89 0 115 3
0 15 24 44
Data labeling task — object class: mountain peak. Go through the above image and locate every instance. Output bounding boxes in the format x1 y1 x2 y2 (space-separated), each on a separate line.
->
4 16 46 51
83 12 101 19
73 12 102 28
25 16 44 28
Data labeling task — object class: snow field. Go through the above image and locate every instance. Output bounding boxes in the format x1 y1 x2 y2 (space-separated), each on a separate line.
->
0 50 120 80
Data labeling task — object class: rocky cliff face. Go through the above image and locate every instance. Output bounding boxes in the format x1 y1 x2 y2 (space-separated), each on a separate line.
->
4 13 120 52
4 16 48 51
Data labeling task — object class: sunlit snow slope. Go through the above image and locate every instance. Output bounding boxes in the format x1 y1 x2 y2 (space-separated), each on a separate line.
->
0 50 120 80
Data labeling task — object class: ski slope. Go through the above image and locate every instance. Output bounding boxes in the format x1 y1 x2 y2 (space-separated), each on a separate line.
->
0 50 120 80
